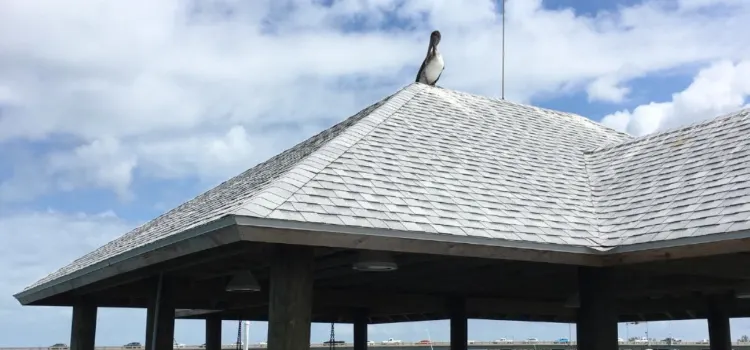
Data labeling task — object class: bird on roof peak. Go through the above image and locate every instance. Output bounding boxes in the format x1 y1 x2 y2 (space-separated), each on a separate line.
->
415 30 444 86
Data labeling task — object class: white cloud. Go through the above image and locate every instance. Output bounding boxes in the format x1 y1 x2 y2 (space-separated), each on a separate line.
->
587 76 630 103
601 60 750 136
47 137 138 200
0 210 134 345
2 0 750 199
0 210 131 305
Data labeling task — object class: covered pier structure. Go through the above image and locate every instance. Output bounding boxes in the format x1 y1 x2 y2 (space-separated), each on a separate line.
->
13 84 750 350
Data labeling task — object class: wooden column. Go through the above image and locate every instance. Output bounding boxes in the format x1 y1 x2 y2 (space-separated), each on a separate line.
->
145 298 156 350
267 244 315 350
205 315 222 350
146 275 176 350
576 267 618 350
449 297 468 350
707 295 732 350
70 303 97 350
353 309 368 350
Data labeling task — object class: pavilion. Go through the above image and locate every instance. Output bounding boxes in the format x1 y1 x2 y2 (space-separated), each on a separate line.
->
13 83 750 350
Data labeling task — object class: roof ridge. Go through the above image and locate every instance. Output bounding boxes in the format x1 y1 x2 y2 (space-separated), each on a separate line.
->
438 87 631 141
586 107 750 154
231 83 427 218
579 148 603 243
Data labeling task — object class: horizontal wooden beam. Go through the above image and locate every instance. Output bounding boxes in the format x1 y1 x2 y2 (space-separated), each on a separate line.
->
237 224 602 266
71 242 256 296
603 237 750 266
624 254 750 281
171 289 750 323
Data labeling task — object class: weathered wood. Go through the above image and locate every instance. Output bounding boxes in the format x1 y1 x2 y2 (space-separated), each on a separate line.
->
92 265 747 311
353 309 368 350
145 297 155 350
577 267 618 350
237 225 601 266
603 238 750 266
172 285 750 324
449 297 468 350
205 315 222 350
70 303 97 350
267 245 315 350
20 224 242 306
624 254 750 280
71 242 253 297
147 275 176 350
707 295 732 350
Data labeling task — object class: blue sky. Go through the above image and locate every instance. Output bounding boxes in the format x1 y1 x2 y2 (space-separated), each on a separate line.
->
1 0 750 346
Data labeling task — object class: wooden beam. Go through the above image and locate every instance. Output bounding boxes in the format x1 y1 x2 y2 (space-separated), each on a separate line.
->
144 297 155 350
603 237 750 266
237 225 601 266
173 289 750 320
613 271 745 298
70 303 97 350
71 242 254 297
625 254 750 281
205 315 221 350
577 267 618 350
449 297 468 350
707 294 733 350
179 291 750 323
267 245 315 350
149 275 176 350
318 257 497 290
380 264 574 298
314 253 443 282
192 246 345 282
353 309 368 350
87 277 750 323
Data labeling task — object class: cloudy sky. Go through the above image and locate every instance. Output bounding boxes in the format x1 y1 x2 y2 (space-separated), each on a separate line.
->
2 0 750 346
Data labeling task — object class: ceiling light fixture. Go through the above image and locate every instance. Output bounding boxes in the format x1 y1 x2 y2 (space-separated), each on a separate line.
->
352 250 398 272
225 270 261 292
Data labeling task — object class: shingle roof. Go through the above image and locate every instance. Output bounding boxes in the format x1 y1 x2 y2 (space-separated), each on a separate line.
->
20 83 750 293
586 108 750 247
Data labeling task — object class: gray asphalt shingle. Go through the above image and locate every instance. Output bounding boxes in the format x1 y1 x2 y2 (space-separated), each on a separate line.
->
22 83 750 292
585 108 750 247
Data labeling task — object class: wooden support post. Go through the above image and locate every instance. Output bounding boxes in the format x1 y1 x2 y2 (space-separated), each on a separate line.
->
205 315 222 350
146 274 176 350
707 295 732 350
449 297 468 350
353 309 368 350
576 267 618 350
267 245 315 350
145 298 156 350
70 303 97 350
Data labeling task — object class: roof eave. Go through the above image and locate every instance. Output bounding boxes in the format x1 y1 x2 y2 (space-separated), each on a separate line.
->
233 216 604 266
16 213 750 306
13 215 240 306
602 229 750 265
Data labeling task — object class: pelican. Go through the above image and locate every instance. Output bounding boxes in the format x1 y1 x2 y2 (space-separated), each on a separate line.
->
415 30 444 86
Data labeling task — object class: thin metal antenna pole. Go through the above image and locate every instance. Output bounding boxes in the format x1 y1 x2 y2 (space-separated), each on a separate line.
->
501 0 506 100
